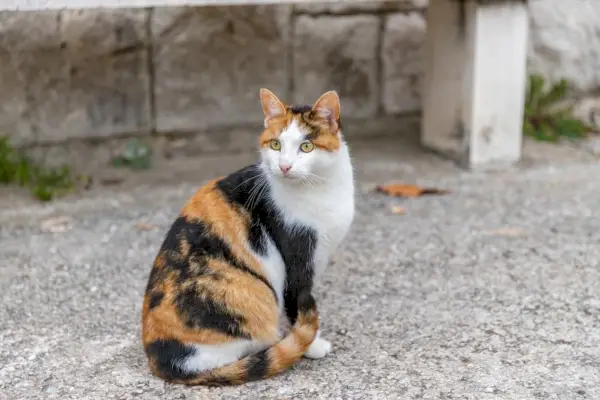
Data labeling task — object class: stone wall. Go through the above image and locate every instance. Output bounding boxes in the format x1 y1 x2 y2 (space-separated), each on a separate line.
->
1 0 599 149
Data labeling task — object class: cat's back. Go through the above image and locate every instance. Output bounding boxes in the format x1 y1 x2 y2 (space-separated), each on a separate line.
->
142 168 281 356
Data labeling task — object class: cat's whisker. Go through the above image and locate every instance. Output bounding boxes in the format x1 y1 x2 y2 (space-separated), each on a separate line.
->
232 166 263 191
244 184 261 207
291 173 324 189
306 172 326 182
252 179 270 210
306 176 319 190
246 182 263 210
244 179 263 209
244 174 268 210
233 175 260 191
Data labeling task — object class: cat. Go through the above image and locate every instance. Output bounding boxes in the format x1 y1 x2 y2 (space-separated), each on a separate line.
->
141 89 355 386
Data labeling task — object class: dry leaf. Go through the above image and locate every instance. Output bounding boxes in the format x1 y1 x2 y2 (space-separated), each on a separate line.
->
40 216 73 233
391 206 406 215
484 227 526 237
135 222 157 231
376 183 450 198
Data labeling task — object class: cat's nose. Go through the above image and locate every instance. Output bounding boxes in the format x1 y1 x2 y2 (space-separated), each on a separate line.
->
279 164 292 175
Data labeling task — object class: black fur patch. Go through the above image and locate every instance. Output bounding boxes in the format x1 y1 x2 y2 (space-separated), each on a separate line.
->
290 104 312 114
145 339 195 381
152 216 277 298
217 164 318 325
248 222 268 256
145 264 165 293
296 290 317 315
175 285 250 338
246 350 270 381
148 291 164 310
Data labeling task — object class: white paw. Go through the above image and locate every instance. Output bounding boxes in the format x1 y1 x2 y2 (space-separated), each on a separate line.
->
304 337 332 359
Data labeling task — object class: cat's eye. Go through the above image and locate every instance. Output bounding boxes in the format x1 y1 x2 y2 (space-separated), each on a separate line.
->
300 141 314 153
269 139 281 151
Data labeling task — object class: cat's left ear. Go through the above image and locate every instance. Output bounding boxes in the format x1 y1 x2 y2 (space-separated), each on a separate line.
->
312 90 341 124
260 88 287 127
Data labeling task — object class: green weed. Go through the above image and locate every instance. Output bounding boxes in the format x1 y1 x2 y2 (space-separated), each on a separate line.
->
0 137 78 202
110 138 153 170
524 74 595 142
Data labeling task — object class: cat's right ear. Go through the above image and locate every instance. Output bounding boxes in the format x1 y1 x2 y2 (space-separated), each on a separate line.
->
260 88 287 127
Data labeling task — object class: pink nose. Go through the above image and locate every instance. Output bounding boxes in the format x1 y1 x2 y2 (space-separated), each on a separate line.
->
279 164 292 174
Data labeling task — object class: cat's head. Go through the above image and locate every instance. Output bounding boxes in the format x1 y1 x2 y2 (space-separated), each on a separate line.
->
258 88 344 183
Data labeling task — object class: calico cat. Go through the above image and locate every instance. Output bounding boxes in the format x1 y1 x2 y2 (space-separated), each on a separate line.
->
141 89 355 386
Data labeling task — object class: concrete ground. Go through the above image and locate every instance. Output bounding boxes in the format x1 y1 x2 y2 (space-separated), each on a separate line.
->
1 131 600 400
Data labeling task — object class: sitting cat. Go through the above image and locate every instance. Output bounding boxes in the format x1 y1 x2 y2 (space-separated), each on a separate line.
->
141 89 355 386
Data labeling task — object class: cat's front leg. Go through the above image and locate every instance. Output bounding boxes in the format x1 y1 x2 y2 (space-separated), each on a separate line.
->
283 291 333 360
304 255 335 359
282 295 333 360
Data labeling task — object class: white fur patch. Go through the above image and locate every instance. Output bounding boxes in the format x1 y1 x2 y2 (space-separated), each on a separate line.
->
180 340 267 373
250 229 286 306
304 331 332 359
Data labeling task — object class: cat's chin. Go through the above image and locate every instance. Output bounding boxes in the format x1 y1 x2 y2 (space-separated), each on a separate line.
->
268 171 308 185
272 173 303 183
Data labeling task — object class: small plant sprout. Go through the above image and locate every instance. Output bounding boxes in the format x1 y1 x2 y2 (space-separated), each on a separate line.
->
523 74 596 142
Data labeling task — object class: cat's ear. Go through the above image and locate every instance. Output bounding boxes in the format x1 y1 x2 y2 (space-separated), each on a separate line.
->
312 90 341 122
260 88 287 126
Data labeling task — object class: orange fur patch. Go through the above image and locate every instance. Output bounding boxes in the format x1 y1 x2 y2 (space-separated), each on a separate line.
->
143 179 281 353
200 258 280 342
142 279 234 347
181 180 270 285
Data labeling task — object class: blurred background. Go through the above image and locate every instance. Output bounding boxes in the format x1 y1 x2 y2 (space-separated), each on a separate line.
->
1 0 599 201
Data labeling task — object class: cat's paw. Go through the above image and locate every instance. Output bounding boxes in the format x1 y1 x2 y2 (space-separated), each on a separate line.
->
304 337 332 359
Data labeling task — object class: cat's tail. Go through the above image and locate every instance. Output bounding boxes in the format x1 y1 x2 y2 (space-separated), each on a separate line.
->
178 291 319 386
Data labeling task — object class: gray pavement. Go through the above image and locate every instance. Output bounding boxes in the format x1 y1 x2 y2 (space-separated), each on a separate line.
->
1 134 600 400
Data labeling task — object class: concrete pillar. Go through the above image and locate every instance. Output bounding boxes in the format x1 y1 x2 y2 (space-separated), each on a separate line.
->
422 0 529 169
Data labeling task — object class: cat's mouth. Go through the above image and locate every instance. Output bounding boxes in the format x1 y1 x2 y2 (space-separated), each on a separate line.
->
269 168 305 182
277 171 302 180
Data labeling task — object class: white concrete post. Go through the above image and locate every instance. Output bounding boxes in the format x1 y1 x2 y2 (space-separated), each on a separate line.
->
422 0 529 169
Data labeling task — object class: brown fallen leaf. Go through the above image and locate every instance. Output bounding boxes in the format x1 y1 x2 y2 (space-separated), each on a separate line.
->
391 205 406 215
376 183 450 198
135 222 157 231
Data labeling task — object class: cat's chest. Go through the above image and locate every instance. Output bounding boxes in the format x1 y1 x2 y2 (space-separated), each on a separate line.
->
253 187 354 302
277 186 354 242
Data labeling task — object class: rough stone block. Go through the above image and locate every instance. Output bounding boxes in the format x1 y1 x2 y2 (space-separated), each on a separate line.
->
293 15 380 118
0 9 151 146
61 9 148 59
0 11 62 51
295 0 428 14
152 6 292 132
0 11 61 145
528 0 600 93
382 12 426 114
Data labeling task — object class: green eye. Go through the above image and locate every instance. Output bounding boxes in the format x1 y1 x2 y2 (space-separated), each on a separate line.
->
269 139 281 151
300 141 314 153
